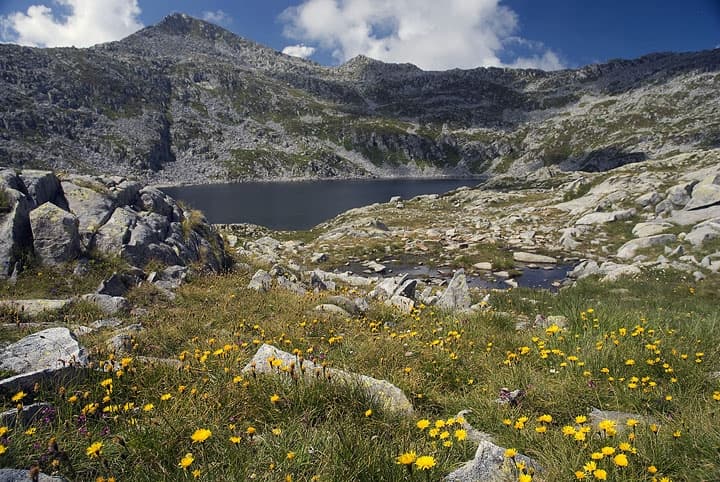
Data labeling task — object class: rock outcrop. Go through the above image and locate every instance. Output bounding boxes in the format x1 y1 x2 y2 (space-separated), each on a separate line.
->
0 169 231 280
242 344 413 414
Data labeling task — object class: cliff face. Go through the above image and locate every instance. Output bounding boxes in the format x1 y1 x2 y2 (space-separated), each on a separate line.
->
1 13 719 184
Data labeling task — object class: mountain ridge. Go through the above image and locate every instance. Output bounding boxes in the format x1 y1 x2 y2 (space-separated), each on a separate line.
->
1 13 718 184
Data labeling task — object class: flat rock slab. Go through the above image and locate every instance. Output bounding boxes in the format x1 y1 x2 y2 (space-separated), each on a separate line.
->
616 234 676 259
242 344 413 415
0 299 72 317
0 469 68 482
445 440 541 482
513 251 556 264
0 327 87 374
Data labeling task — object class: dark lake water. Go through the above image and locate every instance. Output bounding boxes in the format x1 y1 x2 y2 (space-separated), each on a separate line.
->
162 179 478 230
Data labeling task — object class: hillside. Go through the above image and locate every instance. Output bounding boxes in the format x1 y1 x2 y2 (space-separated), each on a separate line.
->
1 13 719 184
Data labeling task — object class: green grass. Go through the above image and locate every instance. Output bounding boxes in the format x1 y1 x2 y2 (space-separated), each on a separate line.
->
1 265 718 480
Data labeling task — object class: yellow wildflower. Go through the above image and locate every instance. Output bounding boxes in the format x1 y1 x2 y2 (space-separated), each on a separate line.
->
396 451 416 465
86 441 103 458
179 453 194 469
191 428 212 443
415 455 436 470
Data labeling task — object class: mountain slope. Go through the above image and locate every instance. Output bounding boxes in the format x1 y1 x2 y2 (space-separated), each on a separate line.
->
1 13 718 184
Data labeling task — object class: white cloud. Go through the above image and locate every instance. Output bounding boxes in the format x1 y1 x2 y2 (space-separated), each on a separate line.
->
0 0 142 47
202 10 232 26
280 0 564 71
282 43 317 58
510 50 564 71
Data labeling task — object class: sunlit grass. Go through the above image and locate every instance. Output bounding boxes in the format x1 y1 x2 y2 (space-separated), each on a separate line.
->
1 266 719 481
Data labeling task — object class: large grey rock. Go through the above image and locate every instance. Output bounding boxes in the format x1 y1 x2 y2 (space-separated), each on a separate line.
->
387 295 415 313
137 187 175 217
242 344 413 414
93 206 137 254
616 234 677 260
62 181 115 246
0 188 33 278
685 173 720 210
0 469 68 482
444 440 541 482
111 179 142 207
665 181 697 208
599 262 642 282
568 259 601 279
314 304 351 317
0 299 72 316
311 269 372 287
513 251 556 264
0 327 87 375
436 269 471 311
685 218 720 247
635 191 663 208
248 269 272 292
631 221 673 238
80 293 130 315
29 202 80 264
575 208 635 225
19 170 66 209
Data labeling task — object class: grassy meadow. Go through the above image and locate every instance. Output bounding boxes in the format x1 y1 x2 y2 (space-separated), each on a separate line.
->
1 259 719 481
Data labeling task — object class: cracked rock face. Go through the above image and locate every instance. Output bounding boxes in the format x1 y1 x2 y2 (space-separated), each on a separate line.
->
0 327 88 375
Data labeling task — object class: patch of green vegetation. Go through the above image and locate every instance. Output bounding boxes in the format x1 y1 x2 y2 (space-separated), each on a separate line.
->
562 181 592 202
0 252 130 300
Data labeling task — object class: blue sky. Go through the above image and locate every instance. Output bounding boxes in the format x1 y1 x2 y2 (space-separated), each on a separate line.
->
1 0 718 70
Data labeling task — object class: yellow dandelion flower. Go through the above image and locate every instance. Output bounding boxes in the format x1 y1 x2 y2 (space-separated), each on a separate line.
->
0 445 6 455
270 394 281 404
583 461 597 472
454 429 467 441
504 448 518 458
160 393 172 401
179 453 194 469
0 427 8 437
562 426 576 436
192 469 201 479
416 419 430 430
286 451 296 460
364 409 372 417
590 452 603 460
11 391 26 403
575 470 586 479
519 474 532 482
191 428 212 443
575 415 587 424
246 426 256 436
648 465 658 474
415 455 436 471
396 451 417 465
272 428 282 436
600 446 615 456
593 469 607 480
535 426 547 433
613 454 629 467
229 436 241 444
536 414 552 423
143 403 154 412
86 441 103 458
